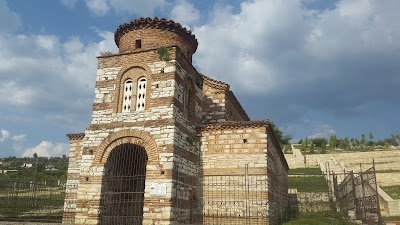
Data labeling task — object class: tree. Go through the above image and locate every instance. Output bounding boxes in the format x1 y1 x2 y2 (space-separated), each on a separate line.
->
33 153 38 158
338 137 350 150
329 135 337 150
269 121 292 145
312 137 327 149
360 134 367 148
350 138 355 148
369 132 375 147
299 138 309 152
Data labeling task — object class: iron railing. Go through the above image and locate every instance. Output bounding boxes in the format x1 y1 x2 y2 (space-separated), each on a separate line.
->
334 163 383 225
0 180 68 223
0 169 382 224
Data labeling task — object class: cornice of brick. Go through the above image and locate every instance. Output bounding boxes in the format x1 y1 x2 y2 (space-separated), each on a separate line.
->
66 133 85 141
201 74 230 91
115 17 198 52
197 120 270 131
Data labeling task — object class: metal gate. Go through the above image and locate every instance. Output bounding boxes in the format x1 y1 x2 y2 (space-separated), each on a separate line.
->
174 166 286 225
99 143 148 225
334 163 382 224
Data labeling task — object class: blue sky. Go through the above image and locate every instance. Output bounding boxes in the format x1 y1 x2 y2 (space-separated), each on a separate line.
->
0 0 399 157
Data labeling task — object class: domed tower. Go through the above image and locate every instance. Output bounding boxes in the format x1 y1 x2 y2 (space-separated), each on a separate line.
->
115 17 198 62
64 17 204 225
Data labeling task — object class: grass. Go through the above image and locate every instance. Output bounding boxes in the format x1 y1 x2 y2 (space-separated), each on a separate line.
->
288 167 328 193
384 216 400 221
283 211 357 225
288 175 329 192
288 167 322 175
381 185 400 199
0 184 65 221
375 169 400 173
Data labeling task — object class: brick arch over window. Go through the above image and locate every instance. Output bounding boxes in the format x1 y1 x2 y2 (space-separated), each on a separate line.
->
93 129 159 165
113 64 152 113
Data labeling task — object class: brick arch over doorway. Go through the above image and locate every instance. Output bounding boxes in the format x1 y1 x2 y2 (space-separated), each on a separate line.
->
93 129 159 165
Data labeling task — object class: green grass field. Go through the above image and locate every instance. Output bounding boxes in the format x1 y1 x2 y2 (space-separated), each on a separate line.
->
283 211 358 225
287 167 328 193
288 167 323 175
381 185 400 199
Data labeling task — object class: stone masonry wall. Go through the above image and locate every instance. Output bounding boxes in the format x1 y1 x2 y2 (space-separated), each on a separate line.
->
168 51 203 224
64 19 290 224
117 28 196 62
201 77 249 123
200 125 268 174
266 130 289 224
65 47 202 225
63 136 84 224
199 125 268 224
198 122 288 224
225 91 249 121
201 82 226 123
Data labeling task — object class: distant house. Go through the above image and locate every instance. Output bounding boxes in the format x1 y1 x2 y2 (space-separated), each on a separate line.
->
1 169 18 174
45 165 58 171
0 159 4 165
21 163 33 168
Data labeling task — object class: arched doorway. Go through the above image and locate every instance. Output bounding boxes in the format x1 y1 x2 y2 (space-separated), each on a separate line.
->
99 143 148 225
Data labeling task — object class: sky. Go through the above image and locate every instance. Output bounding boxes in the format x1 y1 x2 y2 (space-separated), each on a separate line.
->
0 0 399 158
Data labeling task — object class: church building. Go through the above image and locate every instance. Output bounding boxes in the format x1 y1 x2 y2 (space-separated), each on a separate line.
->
63 17 288 225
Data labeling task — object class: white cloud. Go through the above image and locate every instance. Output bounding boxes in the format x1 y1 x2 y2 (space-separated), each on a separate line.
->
85 0 110 15
21 141 69 158
193 0 312 94
12 134 26 142
77 0 166 16
0 0 21 34
193 0 400 116
0 129 10 142
60 0 78 8
0 81 36 106
170 0 200 26
0 28 117 131
0 2 120 155
108 0 166 16
63 37 84 54
308 124 336 139
95 30 118 52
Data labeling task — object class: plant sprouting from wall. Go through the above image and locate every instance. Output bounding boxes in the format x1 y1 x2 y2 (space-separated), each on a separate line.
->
157 47 171 62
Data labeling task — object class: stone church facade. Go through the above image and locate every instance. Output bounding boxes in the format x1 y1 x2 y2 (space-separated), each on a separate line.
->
63 17 288 225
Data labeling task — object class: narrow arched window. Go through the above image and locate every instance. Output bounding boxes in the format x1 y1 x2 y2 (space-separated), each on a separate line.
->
122 79 133 112
136 77 146 111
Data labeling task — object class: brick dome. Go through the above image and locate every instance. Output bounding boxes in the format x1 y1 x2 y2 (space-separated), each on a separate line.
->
115 17 198 60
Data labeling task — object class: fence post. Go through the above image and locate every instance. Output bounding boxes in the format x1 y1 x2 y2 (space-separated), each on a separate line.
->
360 168 366 221
245 164 249 225
372 159 383 225
351 171 357 217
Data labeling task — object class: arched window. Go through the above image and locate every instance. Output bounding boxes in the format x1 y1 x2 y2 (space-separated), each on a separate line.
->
136 77 146 111
122 79 133 112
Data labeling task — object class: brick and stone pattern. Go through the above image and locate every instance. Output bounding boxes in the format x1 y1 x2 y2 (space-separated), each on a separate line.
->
198 121 289 224
63 17 289 225
201 76 250 123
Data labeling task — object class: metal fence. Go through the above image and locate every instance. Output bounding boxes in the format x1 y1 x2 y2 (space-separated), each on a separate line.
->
177 174 274 225
0 180 67 223
172 171 342 225
334 164 382 225
0 170 382 224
